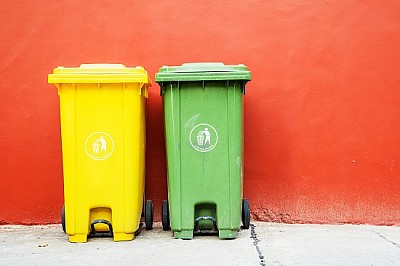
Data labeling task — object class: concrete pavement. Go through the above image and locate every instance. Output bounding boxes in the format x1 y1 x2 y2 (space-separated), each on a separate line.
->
1 222 400 265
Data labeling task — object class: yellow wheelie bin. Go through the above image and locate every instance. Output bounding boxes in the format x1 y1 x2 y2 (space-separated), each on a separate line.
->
48 64 153 243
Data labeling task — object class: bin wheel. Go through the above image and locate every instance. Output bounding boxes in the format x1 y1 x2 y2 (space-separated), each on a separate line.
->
162 200 171 231
145 200 153 230
242 199 250 229
61 204 66 233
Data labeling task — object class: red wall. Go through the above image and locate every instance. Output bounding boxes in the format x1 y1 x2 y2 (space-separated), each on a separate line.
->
1 1 400 225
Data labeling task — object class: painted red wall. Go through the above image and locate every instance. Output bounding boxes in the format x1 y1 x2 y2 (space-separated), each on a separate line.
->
1 1 400 225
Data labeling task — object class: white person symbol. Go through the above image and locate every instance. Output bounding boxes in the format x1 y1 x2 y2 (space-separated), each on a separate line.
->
97 136 107 153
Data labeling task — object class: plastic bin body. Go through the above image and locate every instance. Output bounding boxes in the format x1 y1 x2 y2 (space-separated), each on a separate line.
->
156 63 251 239
48 64 150 242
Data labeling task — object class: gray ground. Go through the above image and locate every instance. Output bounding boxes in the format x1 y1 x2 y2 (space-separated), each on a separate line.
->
1 222 400 265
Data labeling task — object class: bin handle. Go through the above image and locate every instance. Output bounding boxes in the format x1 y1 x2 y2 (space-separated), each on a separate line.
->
194 216 218 234
90 219 113 236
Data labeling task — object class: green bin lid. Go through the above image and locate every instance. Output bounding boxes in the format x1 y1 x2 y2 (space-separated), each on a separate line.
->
155 62 251 82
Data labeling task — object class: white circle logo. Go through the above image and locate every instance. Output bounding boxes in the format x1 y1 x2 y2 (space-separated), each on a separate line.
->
85 131 114 160
189 123 218 153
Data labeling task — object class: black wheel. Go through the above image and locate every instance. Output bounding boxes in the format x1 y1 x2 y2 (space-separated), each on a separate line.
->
242 199 250 229
145 200 153 230
162 200 170 230
61 204 66 233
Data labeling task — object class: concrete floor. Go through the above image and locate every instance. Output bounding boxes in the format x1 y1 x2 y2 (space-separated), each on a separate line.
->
1 222 400 265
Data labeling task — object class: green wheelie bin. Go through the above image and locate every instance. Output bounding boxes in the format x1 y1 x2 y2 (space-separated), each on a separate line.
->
155 62 251 239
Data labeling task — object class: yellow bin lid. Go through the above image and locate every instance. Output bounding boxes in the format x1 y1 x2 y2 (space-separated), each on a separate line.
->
48 64 152 85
